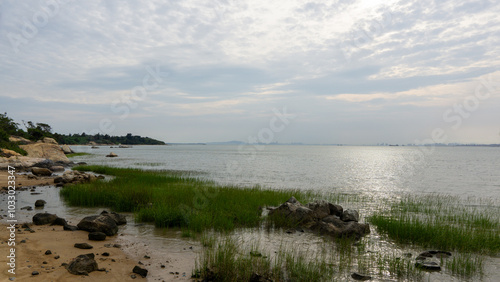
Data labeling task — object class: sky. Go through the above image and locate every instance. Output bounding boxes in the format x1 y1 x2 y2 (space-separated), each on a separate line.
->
1 0 499 144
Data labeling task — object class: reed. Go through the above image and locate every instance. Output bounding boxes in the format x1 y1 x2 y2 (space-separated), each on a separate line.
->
369 194 500 254
61 165 314 232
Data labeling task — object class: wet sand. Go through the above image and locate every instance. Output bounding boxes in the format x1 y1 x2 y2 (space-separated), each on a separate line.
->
0 224 140 281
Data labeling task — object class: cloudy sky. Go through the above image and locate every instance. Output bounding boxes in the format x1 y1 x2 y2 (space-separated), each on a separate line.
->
1 0 499 144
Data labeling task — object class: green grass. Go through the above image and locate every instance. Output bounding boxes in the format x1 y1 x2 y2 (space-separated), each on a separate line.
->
369 194 500 254
445 253 484 279
66 152 92 157
195 235 335 282
60 165 314 232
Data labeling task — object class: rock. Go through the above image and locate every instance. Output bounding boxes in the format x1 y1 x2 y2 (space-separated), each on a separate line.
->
50 165 65 172
31 167 52 177
270 198 369 239
19 141 69 163
351 272 372 280
51 217 68 226
306 200 331 219
100 211 127 225
269 197 315 226
21 206 33 211
42 137 58 144
119 145 130 148
322 215 346 228
63 224 79 231
32 159 56 169
32 271 39 276
34 200 47 207
60 145 74 154
132 266 148 278
415 260 441 271
249 272 272 282
60 170 97 185
77 214 118 236
9 135 33 145
45 250 52 255
88 232 107 241
106 152 118 157
33 213 59 225
74 243 93 249
67 253 98 275
0 156 46 170
54 177 64 184
328 203 343 217
341 209 359 222
102 252 110 257
0 148 21 158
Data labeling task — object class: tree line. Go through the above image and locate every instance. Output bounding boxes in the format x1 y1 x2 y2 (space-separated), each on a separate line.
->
1 112 165 155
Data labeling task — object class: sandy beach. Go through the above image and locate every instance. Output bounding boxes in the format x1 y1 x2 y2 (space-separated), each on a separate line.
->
0 224 140 281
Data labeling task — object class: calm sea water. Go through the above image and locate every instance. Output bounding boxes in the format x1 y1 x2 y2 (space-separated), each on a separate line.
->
72 145 500 199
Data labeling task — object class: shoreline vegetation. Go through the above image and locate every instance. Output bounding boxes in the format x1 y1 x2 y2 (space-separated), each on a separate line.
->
60 165 500 281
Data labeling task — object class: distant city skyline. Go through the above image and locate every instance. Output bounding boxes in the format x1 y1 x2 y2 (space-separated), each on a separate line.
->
1 0 499 145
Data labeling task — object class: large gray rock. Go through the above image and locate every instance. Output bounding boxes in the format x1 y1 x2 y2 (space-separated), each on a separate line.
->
31 167 53 177
60 145 74 154
67 253 98 275
269 197 315 226
306 200 331 219
341 209 360 222
33 213 59 225
100 211 127 225
77 214 118 236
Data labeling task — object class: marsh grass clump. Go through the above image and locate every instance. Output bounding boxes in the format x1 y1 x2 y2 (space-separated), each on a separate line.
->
374 253 424 281
195 236 335 282
369 194 500 254
66 152 92 157
60 166 314 232
445 253 484 279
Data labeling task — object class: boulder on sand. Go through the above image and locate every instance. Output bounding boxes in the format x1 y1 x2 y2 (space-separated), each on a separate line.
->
67 253 98 275
33 213 59 225
31 167 53 176
20 140 70 163
77 212 127 236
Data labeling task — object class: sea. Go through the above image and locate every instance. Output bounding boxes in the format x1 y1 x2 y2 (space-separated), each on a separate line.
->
8 145 500 281
72 144 500 199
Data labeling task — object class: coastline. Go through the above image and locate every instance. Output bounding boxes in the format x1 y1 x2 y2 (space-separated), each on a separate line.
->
0 171 139 281
0 170 198 281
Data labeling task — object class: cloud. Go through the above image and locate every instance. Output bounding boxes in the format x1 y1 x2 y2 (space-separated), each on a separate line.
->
0 0 499 143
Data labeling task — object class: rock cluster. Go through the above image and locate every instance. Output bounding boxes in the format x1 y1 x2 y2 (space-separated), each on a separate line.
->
1 136 73 170
54 170 99 186
269 197 370 239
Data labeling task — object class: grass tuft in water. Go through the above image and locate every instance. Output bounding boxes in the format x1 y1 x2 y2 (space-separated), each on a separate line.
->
66 152 92 157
